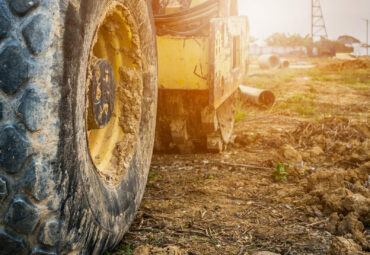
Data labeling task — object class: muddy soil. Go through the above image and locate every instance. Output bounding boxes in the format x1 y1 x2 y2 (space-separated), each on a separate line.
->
112 58 370 255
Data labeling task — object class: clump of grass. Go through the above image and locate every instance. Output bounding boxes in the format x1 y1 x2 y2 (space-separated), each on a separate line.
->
290 92 316 102
276 93 317 116
118 243 133 255
235 101 247 123
308 84 317 93
338 70 370 90
280 71 296 83
294 104 317 116
272 162 290 182
148 168 162 182
308 68 370 89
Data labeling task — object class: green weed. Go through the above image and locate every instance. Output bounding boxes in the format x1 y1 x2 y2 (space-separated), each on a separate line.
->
308 69 370 89
276 93 317 116
119 243 133 255
279 71 296 83
272 162 290 182
235 101 247 122
308 84 317 93
148 168 162 182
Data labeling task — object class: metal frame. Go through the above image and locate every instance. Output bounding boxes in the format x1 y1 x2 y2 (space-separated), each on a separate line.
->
311 0 328 41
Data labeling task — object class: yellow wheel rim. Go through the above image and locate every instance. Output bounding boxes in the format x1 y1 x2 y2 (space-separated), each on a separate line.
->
86 4 143 185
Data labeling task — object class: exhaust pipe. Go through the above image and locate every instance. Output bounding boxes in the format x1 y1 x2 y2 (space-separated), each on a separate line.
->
258 54 281 69
239 85 275 107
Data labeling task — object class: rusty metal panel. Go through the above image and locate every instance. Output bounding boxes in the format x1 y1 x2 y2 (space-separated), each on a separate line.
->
209 16 249 109
157 37 209 90
152 0 237 16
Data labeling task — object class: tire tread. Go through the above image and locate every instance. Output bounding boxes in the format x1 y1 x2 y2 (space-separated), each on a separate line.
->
0 1 60 253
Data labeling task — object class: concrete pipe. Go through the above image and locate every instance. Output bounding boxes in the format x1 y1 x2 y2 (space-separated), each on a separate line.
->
280 59 290 68
258 54 281 69
239 85 276 107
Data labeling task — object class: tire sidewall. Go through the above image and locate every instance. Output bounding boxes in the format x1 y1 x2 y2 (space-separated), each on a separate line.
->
61 0 157 236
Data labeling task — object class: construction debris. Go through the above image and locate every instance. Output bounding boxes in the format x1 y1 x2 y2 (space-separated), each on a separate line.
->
239 85 276 107
258 54 281 69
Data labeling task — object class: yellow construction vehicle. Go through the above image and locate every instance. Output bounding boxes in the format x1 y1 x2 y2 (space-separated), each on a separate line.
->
0 0 248 253
154 0 249 152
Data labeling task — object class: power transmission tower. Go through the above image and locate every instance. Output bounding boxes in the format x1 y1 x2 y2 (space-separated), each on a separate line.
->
362 18 369 56
311 0 328 41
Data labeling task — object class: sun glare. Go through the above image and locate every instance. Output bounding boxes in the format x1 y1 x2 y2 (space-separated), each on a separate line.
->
238 0 370 42
238 0 310 40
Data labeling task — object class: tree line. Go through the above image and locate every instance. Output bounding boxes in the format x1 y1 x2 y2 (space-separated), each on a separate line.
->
258 33 353 54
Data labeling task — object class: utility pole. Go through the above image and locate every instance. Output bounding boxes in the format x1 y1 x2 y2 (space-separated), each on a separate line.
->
311 0 328 42
362 19 369 56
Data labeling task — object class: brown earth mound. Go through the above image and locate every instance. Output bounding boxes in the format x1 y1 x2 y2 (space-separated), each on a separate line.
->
321 59 370 71
303 162 370 252
293 117 370 166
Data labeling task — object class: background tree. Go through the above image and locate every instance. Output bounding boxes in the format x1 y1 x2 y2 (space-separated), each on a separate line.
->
265 33 311 47
265 32 353 56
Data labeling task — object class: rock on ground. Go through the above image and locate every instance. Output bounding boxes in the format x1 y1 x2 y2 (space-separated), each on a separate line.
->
281 144 302 162
329 237 362 255
133 245 186 255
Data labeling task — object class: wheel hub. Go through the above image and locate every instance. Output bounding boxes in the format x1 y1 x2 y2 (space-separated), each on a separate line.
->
85 4 143 185
89 59 115 128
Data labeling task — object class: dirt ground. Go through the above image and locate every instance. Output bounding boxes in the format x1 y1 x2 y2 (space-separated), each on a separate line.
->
111 57 370 255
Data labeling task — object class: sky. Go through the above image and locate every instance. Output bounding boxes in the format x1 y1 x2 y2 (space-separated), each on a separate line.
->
238 0 370 43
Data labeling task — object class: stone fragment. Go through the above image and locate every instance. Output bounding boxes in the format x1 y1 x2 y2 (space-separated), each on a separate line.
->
329 237 362 255
281 144 302 162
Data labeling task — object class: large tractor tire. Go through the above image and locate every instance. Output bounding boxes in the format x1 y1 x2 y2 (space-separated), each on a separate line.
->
0 0 157 254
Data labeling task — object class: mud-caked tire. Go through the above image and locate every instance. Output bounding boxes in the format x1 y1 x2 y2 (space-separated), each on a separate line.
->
0 0 157 254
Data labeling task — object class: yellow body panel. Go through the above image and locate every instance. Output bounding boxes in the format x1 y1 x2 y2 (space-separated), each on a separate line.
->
209 16 249 108
157 37 209 90
190 0 209 7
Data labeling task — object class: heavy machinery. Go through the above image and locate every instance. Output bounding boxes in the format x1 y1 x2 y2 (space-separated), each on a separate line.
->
0 0 248 253
154 0 249 153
